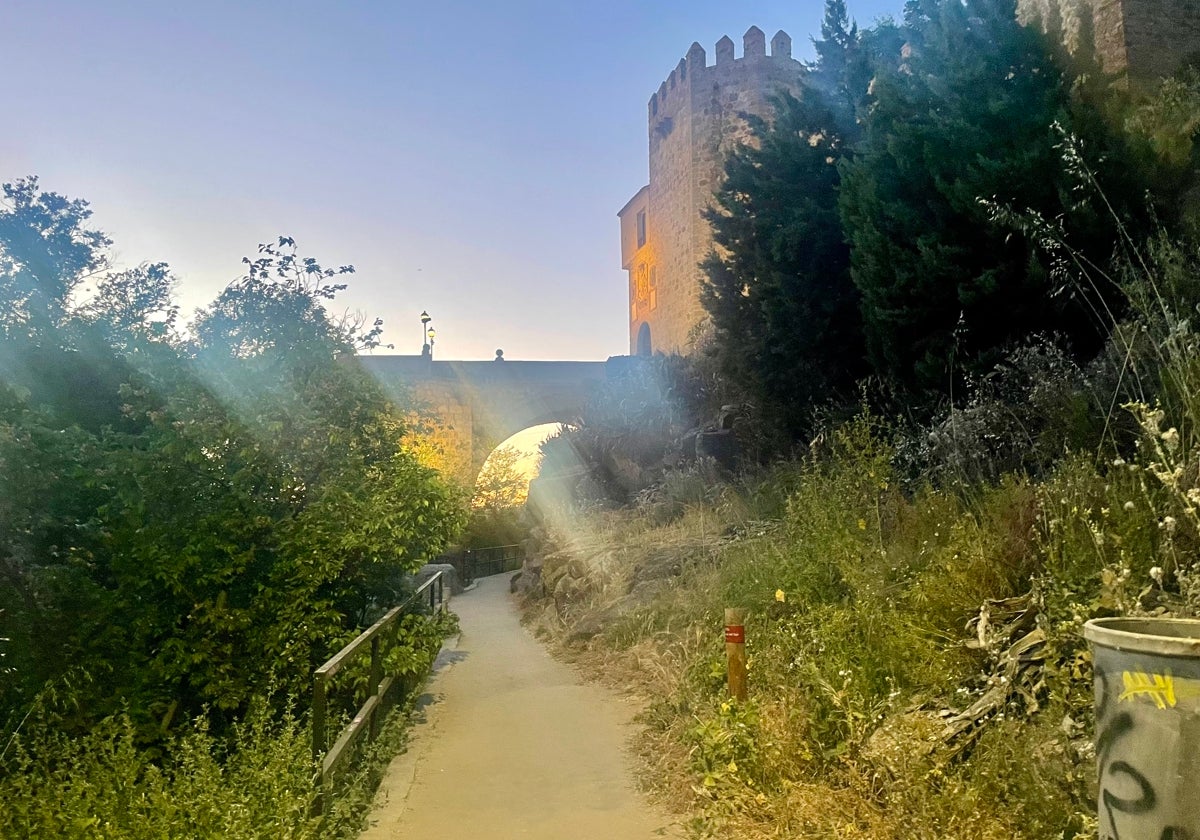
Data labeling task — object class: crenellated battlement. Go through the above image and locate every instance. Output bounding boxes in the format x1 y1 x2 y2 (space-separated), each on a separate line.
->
648 27 797 119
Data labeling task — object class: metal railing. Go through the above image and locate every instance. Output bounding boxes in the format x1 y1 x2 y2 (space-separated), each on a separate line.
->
460 544 523 583
311 571 446 813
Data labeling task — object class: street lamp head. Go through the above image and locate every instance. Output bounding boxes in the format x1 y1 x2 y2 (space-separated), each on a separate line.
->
419 311 432 356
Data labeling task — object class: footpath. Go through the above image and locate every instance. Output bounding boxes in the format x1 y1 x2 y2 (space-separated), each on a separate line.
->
359 573 676 840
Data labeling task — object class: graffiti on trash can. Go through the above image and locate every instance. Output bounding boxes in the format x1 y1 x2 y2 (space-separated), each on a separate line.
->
1119 670 1178 710
1096 669 1194 840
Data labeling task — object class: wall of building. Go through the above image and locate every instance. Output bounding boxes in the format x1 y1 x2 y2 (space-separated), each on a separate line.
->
622 27 806 356
1018 0 1200 81
618 186 653 354
1123 0 1200 80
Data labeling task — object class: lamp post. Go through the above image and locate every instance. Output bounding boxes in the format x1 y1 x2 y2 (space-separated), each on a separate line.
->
426 327 436 358
420 311 431 356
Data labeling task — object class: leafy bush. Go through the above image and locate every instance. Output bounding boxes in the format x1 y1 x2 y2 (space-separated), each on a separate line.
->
0 703 317 840
897 339 1108 488
0 180 467 738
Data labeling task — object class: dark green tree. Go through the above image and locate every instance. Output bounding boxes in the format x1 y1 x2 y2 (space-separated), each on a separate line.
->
701 89 865 440
0 177 110 337
839 0 1149 403
700 0 892 442
0 186 466 737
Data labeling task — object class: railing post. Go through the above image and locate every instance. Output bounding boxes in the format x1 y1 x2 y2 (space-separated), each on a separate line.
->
369 635 382 741
437 573 444 612
312 672 328 813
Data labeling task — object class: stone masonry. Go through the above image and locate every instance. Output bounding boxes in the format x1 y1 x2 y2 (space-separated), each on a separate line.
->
1018 0 1200 82
359 355 606 486
619 27 806 356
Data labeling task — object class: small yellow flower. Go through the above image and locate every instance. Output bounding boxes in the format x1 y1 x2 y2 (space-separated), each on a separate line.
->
775 589 786 603
857 518 867 530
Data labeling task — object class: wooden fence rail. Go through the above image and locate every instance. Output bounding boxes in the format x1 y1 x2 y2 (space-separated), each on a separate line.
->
311 571 446 813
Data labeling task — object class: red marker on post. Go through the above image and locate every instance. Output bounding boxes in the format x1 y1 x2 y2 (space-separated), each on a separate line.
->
725 608 748 700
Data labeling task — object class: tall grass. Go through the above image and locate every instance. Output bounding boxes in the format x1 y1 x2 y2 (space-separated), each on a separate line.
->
524 316 1200 836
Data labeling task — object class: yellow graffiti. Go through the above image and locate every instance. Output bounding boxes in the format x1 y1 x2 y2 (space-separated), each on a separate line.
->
1119 671 1177 709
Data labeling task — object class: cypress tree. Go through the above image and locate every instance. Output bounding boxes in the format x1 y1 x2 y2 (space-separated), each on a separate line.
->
839 0 1143 402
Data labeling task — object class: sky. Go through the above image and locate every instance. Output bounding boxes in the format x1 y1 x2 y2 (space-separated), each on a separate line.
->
1 0 903 361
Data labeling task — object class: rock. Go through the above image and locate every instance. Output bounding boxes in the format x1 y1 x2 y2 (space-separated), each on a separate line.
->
414 563 462 596
628 552 683 591
626 578 669 607
541 556 571 593
512 557 544 597
564 602 626 645
553 572 585 615
565 614 607 644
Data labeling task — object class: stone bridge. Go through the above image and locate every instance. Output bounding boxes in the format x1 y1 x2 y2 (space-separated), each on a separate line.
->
360 355 608 484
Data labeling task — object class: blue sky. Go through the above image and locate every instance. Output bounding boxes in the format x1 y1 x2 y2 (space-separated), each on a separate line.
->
1 0 902 360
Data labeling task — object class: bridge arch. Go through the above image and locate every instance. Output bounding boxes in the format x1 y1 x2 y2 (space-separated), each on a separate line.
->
472 422 564 504
360 356 607 486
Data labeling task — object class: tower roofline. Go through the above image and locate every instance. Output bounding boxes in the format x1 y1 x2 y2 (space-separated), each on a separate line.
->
647 27 800 119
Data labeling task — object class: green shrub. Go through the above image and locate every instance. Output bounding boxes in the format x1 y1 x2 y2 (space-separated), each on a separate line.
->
0 703 315 840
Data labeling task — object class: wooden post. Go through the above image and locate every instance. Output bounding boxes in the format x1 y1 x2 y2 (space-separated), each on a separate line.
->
725 608 748 701
312 673 328 814
368 636 382 741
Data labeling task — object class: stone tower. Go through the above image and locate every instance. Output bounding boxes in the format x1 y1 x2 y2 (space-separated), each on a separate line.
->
618 27 806 356
1018 0 1200 82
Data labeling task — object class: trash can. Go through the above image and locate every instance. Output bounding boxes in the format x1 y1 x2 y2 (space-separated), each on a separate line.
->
1083 617 1200 840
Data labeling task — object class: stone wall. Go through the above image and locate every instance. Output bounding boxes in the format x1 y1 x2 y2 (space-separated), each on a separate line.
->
625 27 806 356
1123 0 1200 81
1019 0 1200 81
360 356 607 485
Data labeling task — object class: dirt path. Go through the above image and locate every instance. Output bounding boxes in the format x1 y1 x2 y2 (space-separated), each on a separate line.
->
359 573 676 840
